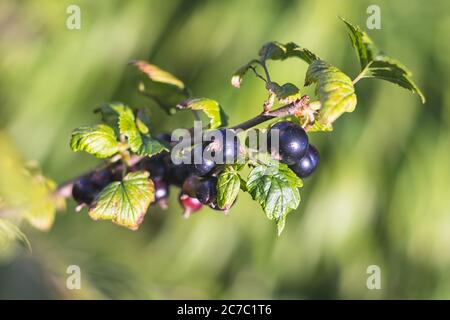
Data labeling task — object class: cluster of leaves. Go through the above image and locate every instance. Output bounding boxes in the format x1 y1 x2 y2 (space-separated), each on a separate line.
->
64 18 424 236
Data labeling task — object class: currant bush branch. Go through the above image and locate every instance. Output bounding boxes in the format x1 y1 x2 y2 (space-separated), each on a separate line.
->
54 95 312 199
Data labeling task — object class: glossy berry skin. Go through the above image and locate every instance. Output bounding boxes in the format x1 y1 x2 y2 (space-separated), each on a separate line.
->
196 177 218 207
205 129 240 164
153 178 169 201
268 121 309 165
179 193 203 217
182 175 201 198
290 145 320 178
191 144 216 176
72 177 98 205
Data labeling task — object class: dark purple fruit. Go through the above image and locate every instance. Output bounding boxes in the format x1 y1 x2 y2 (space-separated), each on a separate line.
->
138 154 168 179
182 175 201 198
90 169 113 190
168 163 193 187
72 177 98 205
191 144 216 176
204 129 240 164
268 121 309 165
196 177 218 207
290 145 320 178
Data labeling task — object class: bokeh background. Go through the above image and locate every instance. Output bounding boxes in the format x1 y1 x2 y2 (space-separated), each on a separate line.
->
1 0 449 299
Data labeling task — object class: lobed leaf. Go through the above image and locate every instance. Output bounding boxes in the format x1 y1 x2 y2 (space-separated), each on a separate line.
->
89 171 155 230
177 98 223 129
70 124 119 158
340 17 425 103
305 60 357 125
136 134 168 157
246 161 303 235
111 104 143 153
131 60 190 114
260 41 319 64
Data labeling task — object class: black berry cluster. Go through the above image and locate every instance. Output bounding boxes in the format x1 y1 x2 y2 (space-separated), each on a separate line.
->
71 130 241 216
71 123 317 215
268 121 320 178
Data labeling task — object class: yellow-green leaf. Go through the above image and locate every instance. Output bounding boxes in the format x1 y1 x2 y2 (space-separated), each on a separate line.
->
89 171 155 230
305 60 357 125
131 60 189 114
177 98 223 129
70 124 119 158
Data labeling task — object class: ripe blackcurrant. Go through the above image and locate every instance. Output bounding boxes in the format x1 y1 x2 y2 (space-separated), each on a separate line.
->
168 163 193 187
72 177 98 205
289 144 320 178
268 121 309 165
196 176 218 207
90 169 113 190
205 129 240 164
179 193 203 217
138 153 168 179
191 144 216 176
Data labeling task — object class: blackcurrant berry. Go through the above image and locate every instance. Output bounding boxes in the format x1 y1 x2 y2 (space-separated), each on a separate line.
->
182 175 202 198
268 121 309 165
168 163 193 187
72 177 98 205
195 176 218 206
90 169 113 190
191 144 216 176
179 193 203 217
138 154 168 179
204 129 240 164
289 144 319 178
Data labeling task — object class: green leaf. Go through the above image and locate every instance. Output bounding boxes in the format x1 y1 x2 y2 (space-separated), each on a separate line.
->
231 59 260 88
110 104 142 153
131 60 190 114
89 171 155 230
340 17 425 103
136 134 168 157
70 124 119 158
307 119 333 133
0 219 32 252
267 82 301 104
217 166 241 210
246 161 303 235
94 104 120 132
305 60 357 125
260 41 319 64
177 98 223 129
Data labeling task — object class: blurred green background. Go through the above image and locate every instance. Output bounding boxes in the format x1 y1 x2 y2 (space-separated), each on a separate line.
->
1 0 449 299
